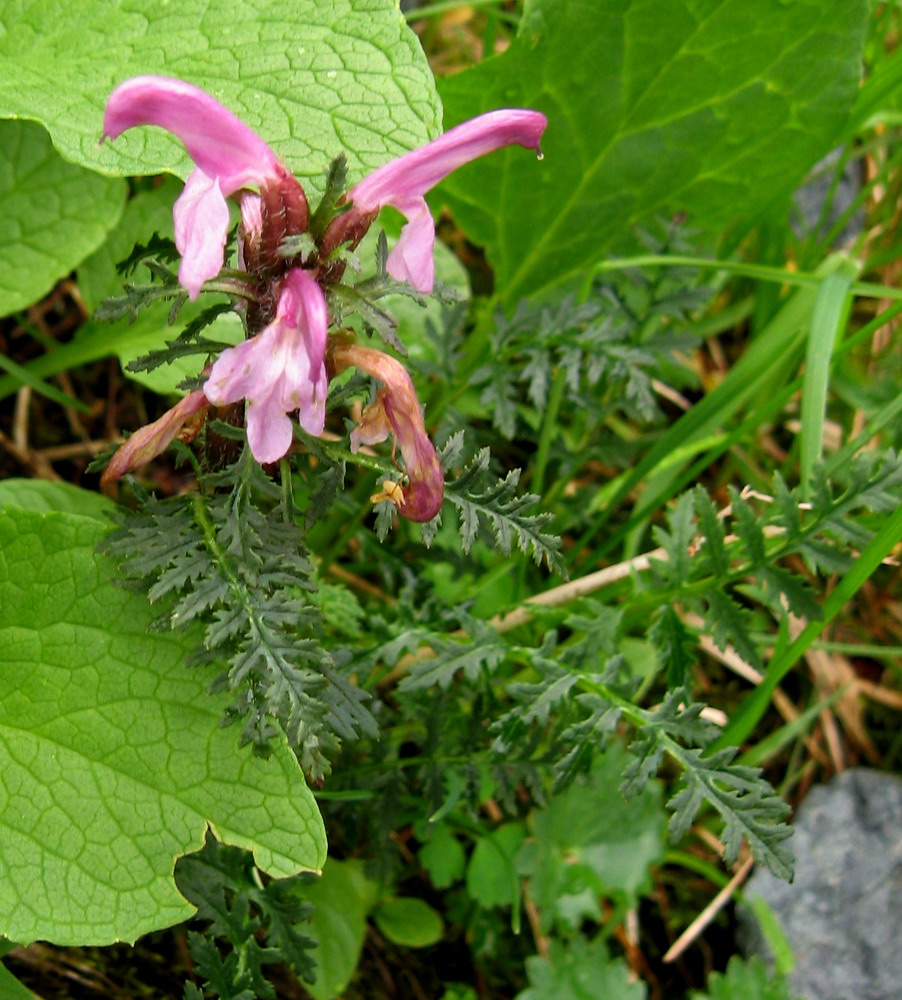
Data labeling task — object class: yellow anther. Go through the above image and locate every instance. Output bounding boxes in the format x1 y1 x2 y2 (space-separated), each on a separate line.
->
370 479 406 507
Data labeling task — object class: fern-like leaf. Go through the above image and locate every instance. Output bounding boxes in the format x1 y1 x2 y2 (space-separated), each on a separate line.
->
101 453 376 778
444 447 564 573
624 691 793 879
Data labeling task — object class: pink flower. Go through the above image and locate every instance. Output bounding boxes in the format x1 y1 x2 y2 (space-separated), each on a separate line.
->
204 269 328 464
345 109 547 293
102 75 303 298
331 342 443 522
102 389 209 484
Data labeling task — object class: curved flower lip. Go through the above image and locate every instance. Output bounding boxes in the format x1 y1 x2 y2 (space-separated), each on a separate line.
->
102 75 282 193
331 342 443 522
346 108 547 293
204 268 328 465
350 109 547 208
102 389 209 484
102 75 287 299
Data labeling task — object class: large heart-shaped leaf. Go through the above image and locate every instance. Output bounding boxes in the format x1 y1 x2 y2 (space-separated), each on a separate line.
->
0 497 327 946
0 0 440 191
435 0 868 305
0 120 125 317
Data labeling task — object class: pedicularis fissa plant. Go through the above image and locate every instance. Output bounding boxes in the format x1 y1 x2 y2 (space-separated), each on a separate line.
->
2 2 901 998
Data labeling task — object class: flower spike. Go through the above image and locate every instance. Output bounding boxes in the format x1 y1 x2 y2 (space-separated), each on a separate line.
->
346 109 547 292
204 268 329 464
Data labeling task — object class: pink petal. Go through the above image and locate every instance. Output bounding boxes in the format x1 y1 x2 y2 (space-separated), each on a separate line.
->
331 343 443 522
102 390 209 483
204 319 286 406
246 390 295 465
349 109 547 209
347 108 546 294
203 269 329 463
275 269 328 436
103 75 281 194
173 170 232 298
384 197 436 293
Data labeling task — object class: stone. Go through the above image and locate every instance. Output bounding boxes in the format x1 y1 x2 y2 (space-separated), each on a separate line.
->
740 768 902 1000
792 148 865 248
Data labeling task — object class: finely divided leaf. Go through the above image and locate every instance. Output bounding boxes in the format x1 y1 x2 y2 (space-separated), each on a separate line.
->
624 691 793 879
103 456 376 780
666 746 794 880
445 448 564 573
398 629 508 692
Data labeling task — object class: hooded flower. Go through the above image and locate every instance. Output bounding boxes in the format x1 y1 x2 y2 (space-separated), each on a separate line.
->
331 342 443 522
342 109 547 293
204 268 328 464
102 75 304 298
101 389 209 484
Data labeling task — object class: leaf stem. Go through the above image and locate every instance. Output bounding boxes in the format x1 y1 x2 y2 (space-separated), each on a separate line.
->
531 366 566 497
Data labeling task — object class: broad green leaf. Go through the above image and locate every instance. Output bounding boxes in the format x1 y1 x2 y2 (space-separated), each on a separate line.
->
690 955 800 1000
517 937 646 1000
0 120 125 317
418 823 466 889
82 305 245 397
0 963 37 1000
521 748 665 930
77 179 182 315
0 502 326 946
78 176 241 394
373 897 444 948
298 858 378 1000
0 478 114 521
0 0 441 193
466 823 526 909
436 0 868 305
83 179 244 397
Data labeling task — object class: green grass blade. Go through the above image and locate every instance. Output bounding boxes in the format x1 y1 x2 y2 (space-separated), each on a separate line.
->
0 324 130 404
739 689 844 769
592 253 902 301
799 270 855 498
715 502 902 751
0 352 91 414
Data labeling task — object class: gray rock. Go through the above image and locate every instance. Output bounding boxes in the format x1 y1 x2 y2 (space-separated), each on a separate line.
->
740 768 902 1000
792 148 865 248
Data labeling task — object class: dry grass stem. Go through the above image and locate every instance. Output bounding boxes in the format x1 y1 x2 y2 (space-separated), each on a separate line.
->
662 854 754 964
